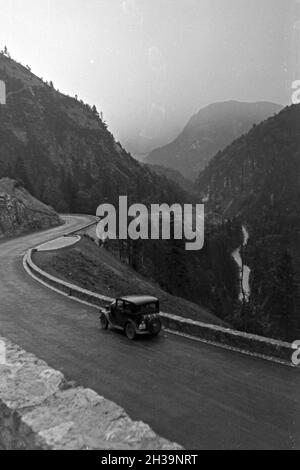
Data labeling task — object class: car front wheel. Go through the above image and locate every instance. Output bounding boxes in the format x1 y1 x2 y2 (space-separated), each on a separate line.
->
125 322 136 340
149 318 162 337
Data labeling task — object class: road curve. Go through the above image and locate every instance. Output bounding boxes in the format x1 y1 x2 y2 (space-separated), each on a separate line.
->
0 215 299 450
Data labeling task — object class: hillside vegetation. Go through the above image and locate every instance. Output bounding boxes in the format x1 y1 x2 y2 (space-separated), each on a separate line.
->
33 236 225 326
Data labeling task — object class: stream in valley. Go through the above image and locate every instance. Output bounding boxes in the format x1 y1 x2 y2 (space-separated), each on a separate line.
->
232 225 251 302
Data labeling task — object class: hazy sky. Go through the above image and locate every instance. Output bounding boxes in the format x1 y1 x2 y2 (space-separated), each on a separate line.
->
0 0 297 153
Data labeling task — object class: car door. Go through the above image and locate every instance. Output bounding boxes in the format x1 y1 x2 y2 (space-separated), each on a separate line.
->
115 300 125 326
123 301 133 327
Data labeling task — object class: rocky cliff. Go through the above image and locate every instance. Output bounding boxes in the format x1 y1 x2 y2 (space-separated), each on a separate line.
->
0 178 61 238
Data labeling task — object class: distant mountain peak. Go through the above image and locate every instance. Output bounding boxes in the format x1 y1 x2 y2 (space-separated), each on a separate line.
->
146 101 283 181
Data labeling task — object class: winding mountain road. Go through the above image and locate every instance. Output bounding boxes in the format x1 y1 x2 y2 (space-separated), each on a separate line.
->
0 215 299 450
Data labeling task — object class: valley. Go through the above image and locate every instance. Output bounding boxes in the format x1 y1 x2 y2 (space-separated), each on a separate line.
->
0 0 298 452
146 101 282 181
0 51 298 344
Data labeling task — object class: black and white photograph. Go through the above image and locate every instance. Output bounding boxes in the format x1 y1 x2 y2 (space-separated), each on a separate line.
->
0 0 299 453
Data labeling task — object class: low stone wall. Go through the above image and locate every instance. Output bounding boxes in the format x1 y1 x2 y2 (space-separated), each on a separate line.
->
25 249 295 366
161 313 294 364
0 335 181 450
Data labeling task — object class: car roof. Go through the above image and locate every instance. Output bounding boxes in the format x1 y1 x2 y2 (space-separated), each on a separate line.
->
118 295 159 306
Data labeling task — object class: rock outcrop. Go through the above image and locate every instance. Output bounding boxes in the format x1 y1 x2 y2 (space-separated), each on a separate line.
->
0 178 61 238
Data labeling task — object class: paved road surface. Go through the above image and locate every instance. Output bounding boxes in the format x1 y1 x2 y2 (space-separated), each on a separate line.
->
0 215 299 450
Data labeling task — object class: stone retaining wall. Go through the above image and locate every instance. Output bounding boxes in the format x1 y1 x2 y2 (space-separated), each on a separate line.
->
161 313 294 364
25 249 295 366
0 335 181 450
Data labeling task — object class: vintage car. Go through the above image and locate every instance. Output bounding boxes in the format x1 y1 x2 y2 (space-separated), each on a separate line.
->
100 296 162 340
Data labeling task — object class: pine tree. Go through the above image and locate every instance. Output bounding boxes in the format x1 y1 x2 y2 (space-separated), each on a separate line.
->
92 105 99 117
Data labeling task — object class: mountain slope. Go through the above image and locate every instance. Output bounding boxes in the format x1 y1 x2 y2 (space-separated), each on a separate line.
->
0 53 230 328
146 101 282 181
196 104 300 220
145 164 194 194
196 104 300 340
0 177 61 238
0 53 188 214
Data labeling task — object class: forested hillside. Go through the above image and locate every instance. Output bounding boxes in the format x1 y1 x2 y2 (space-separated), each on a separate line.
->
0 53 188 214
196 104 300 340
